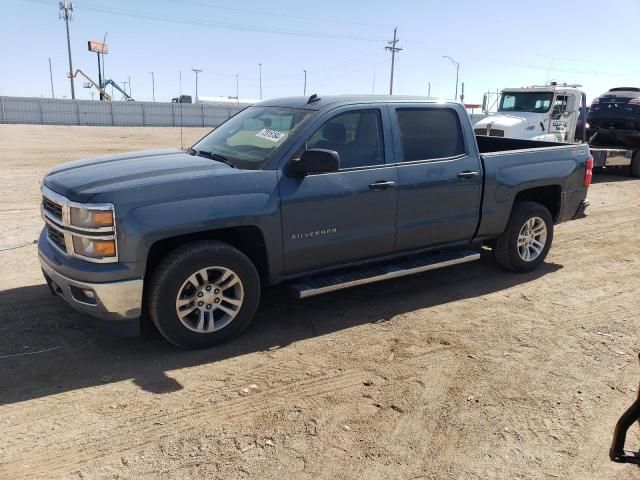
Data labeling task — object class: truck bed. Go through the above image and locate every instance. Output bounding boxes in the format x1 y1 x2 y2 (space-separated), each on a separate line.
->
476 135 565 154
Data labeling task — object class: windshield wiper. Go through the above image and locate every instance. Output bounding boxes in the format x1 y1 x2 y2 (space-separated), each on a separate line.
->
188 148 236 168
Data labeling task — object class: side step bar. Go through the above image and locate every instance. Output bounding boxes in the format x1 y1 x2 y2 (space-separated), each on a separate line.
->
291 249 480 299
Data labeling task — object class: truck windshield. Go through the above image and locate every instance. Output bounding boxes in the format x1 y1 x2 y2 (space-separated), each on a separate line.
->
498 92 554 113
191 106 313 170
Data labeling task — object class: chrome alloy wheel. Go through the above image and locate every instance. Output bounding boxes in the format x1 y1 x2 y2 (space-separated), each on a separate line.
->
175 267 244 333
517 217 547 262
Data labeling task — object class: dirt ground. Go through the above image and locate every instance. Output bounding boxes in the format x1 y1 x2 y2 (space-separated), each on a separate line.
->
0 124 638 480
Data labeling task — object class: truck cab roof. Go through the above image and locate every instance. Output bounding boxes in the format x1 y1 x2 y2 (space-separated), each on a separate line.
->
255 95 460 111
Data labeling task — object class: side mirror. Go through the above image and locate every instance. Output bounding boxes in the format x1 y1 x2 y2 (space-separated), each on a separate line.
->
287 149 340 177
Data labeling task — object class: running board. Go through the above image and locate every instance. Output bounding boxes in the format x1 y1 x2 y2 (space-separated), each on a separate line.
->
291 250 480 299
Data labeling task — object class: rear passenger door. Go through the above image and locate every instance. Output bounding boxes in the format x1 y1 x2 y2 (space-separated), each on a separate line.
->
391 105 483 251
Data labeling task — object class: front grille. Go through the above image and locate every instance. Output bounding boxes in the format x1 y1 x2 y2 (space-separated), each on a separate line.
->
474 128 488 135
47 224 67 253
489 129 505 137
43 196 63 220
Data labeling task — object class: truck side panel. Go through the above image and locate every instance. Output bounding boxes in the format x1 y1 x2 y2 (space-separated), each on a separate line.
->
476 145 590 239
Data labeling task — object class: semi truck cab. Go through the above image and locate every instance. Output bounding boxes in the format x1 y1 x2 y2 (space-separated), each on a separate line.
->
475 84 586 143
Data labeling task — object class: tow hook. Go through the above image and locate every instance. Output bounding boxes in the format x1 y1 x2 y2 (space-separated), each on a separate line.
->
609 353 640 464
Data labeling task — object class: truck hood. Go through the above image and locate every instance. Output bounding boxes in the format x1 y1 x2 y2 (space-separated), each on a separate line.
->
43 149 236 202
475 112 544 130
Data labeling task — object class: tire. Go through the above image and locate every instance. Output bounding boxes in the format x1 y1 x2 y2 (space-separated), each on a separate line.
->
630 151 640 178
147 240 260 349
494 201 554 273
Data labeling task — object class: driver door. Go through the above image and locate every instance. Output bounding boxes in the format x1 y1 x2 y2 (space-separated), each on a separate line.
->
278 105 398 275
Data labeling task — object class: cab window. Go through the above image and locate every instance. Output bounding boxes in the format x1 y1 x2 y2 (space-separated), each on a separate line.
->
395 108 465 161
305 109 384 169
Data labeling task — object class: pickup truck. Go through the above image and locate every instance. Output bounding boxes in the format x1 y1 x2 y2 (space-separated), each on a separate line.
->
38 95 592 349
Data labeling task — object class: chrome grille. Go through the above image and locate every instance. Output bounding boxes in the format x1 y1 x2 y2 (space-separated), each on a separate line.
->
474 128 488 135
489 129 505 137
43 196 63 220
47 224 67 253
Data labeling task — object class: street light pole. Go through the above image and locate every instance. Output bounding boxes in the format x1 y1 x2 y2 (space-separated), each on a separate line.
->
303 69 307 96
192 68 203 100
235 74 239 105
150 71 155 102
442 55 460 100
48 58 55 98
101 31 108 86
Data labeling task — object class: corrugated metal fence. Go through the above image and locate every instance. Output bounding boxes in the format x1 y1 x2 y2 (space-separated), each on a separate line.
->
0 96 250 127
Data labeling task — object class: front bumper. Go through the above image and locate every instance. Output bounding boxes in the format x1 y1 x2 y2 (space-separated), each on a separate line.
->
40 254 143 335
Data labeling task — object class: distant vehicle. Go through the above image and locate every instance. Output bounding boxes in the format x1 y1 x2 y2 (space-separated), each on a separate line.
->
474 83 587 143
171 95 192 103
38 95 591 348
587 88 640 176
475 84 640 177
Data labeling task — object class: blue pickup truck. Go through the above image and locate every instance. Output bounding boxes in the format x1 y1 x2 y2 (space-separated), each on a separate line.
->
39 95 592 349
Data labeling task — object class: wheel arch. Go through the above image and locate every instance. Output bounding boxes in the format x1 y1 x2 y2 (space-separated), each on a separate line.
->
512 184 562 222
145 226 270 287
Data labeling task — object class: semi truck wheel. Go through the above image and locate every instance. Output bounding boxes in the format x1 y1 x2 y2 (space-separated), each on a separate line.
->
494 202 554 273
147 240 260 349
630 151 640 178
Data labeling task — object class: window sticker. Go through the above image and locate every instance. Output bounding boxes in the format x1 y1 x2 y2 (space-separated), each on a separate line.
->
256 128 286 142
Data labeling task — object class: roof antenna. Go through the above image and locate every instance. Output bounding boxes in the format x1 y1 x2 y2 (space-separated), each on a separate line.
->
306 93 321 104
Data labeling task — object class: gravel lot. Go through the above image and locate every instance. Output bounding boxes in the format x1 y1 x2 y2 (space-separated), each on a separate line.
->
0 124 638 480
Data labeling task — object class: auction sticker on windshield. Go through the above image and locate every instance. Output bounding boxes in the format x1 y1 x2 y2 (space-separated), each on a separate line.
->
256 128 286 142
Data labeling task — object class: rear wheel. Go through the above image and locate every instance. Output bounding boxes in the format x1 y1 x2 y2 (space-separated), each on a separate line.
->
630 151 640 178
147 240 260 349
494 202 554 272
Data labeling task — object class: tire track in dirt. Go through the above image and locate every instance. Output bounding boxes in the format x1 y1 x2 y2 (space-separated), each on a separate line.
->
1 347 454 479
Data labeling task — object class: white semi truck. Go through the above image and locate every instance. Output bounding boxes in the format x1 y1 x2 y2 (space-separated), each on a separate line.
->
475 83 640 177
474 83 587 143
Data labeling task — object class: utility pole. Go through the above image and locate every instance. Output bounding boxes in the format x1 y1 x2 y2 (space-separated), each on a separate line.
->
128 75 132 97
427 81 431 97
59 1 75 99
150 71 155 102
258 63 262 100
442 55 460 100
96 50 103 100
48 58 55 98
460 82 465 103
121 80 129 99
303 69 307 96
235 74 239 105
385 27 402 95
192 68 202 100
372 71 376 95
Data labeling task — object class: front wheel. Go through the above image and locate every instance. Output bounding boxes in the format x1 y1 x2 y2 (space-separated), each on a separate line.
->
494 202 554 272
147 240 260 349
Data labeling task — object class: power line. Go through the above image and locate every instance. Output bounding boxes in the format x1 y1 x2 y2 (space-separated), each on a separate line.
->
170 0 388 28
29 0 386 42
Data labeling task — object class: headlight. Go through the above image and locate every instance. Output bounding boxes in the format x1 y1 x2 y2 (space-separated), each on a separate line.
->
70 207 114 228
72 237 117 258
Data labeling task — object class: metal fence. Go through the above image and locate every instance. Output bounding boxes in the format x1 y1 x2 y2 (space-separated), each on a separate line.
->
0 96 250 127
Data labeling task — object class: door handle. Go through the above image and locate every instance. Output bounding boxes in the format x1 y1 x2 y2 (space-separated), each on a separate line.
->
457 171 480 179
369 180 396 190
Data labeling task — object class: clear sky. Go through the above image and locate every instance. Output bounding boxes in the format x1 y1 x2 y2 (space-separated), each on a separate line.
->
1 0 639 104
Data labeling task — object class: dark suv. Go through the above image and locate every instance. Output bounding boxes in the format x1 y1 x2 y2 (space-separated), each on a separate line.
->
587 87 640 148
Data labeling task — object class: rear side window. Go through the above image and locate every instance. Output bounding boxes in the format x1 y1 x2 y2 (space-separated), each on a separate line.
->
395 108 465 161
